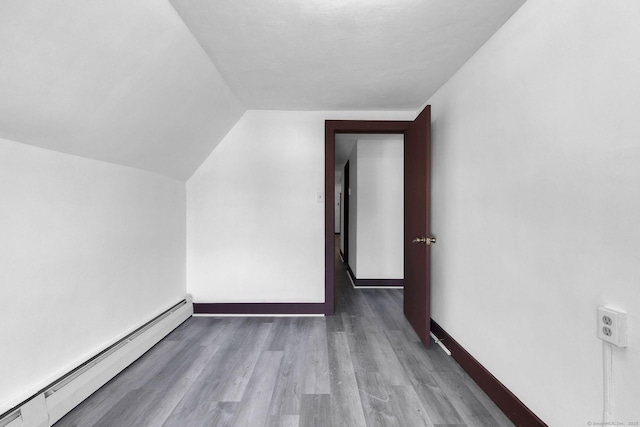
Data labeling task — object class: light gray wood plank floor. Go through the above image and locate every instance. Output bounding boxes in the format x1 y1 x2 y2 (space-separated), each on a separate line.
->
55 241 514 427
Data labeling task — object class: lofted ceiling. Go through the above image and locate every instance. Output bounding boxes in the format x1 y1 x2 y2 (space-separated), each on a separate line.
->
0 0 525 180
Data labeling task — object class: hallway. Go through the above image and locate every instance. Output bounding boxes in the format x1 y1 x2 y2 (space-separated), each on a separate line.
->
55 240 513 426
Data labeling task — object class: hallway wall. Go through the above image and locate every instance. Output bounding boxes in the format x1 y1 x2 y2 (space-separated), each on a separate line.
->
427 1 640 424
347 137 404 280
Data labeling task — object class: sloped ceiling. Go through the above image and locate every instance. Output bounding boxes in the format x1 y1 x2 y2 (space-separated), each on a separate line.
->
0 0 244 181
0 0 525 180
168 0 526 110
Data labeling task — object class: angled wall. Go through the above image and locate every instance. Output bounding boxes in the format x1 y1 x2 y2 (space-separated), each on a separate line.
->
0 0 245 181
428 1 640 424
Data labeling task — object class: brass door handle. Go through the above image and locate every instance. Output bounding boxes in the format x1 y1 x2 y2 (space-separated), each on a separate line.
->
412 237 436 245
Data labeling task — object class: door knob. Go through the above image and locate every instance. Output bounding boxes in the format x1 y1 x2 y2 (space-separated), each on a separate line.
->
412 237 436 245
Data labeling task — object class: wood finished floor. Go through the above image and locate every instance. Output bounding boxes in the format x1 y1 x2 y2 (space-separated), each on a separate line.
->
55 243 514 427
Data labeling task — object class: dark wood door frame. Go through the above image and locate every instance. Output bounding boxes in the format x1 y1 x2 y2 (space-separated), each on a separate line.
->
324 120 412 315
342 161 349 264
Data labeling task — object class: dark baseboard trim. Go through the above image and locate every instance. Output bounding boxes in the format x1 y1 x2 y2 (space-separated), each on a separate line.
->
430 319 546 427
194 302 326 315
346 265 404 288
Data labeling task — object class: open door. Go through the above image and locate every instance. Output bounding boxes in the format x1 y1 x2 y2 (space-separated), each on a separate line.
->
404 105 433 348
325 117 431 317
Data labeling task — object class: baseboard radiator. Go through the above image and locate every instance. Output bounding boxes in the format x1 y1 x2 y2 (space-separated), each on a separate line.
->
0 296 193 427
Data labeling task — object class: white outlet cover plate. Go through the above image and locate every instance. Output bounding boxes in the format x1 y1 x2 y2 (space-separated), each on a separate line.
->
597 306 628 347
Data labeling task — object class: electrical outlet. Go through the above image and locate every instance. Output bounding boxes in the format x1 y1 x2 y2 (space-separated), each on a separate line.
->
597 306 628 347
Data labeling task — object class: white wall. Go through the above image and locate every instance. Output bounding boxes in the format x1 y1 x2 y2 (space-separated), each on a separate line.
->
352 137 404 279
334 177 341 233
428 1 640 425
187 110 413 303
0 138 186 412
0 0 245 181
348 144 359 276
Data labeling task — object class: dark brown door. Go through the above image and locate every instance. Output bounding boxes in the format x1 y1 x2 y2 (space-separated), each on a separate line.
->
404 105 432 348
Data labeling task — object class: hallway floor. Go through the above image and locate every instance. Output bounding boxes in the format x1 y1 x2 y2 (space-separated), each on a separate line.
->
55 241 513 426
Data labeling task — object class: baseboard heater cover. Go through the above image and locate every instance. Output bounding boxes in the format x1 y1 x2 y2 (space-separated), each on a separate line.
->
0 296 193 427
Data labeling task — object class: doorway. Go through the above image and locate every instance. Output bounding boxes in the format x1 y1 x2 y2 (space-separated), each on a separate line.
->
325 120 412 315
336 134 404 287
324 108 432 347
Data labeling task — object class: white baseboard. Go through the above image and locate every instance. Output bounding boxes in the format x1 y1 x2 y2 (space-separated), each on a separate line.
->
0 296 193 427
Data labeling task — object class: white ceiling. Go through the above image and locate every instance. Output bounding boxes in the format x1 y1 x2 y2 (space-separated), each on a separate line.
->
168 0 526 110
0 0 525 180
0 0 244 180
